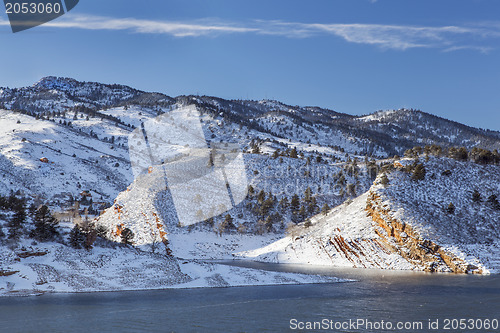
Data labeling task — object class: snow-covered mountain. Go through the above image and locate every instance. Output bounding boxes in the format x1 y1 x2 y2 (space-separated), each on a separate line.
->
2 76 499 157
0 76 499 294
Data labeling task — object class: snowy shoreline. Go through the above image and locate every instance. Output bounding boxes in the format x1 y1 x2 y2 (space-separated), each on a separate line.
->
0 241 347 297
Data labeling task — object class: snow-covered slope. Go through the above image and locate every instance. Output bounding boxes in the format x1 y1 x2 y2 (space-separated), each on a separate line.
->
240 157 500 274
238 192 415 270
0 109 133 203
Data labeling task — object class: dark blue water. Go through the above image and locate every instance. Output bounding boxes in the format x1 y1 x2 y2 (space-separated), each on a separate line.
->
0 263 498 333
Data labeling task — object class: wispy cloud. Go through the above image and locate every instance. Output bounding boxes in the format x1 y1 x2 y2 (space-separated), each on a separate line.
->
2 14 500 52
47 15 257 37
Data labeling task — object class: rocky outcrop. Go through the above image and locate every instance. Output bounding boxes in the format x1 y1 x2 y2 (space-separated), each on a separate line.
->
16 251 48 259
0 270 19 277
366 191 482 274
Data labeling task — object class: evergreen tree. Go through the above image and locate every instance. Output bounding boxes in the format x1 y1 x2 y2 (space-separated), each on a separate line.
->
346 183 356 196
257 190 266 204
30 205 59 242
7 199 26 240
69 225 86 249
298 205 307 220
247 185 255 197
290 194 300 213
224 214 235 229
264 215 274 232
367 160 378 180
207 149 214 167
121 227 134 245
304 187 313 203
289 147 298 158
218 214 235 235
487 195 500 210
321 203 331 215
279 197 289 213
446 202 456 214
260 197 274 217
472 190 481 203
411 163 426 181
380 174 389 186
307 197 318 214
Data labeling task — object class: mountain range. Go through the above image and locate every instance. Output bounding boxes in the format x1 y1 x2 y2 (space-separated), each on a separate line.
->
0 76 499 295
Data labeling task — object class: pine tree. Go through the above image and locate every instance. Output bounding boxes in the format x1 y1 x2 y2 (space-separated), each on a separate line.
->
224 214 235 229
207 149 214 167
487 195 500 210
346 183 356 197
121 228 134 245
218 214 235 235
265 215 274 231
279 197 289 213
307 197 318 214
30 205 59 242
411 163 426 181
260 197 274 217
289 147 298 158
472 190 481 203
380 174 389 186
298 205 307 220
247 185 255 197
290 194 300 213
304 187 313 203
7 199 26 240
257 190 266 204
69 225 86 249
321 203 331 215
446 202 455 214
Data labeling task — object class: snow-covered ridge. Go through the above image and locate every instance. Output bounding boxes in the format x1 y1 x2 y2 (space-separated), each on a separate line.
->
2 77 499 158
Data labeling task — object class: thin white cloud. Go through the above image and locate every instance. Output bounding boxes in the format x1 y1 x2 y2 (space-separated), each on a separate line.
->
255 21 499 50
442 45 493 54
3 14 500 52
44 15 257 37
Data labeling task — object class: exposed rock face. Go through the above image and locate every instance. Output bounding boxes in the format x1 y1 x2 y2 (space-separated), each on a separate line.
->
94 166 173 252
366 191 482 274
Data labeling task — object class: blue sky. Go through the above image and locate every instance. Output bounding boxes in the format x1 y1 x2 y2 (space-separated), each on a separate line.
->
1 0 499 130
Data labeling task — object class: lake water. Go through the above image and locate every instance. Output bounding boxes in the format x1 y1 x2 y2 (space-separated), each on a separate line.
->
0 262 498 333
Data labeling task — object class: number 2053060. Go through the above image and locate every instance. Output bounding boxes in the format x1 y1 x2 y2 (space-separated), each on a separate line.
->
5 2 62 14
443 318 499 330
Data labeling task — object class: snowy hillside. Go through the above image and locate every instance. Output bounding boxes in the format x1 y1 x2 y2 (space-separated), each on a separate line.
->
240 156 500 274
0 109 133 204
